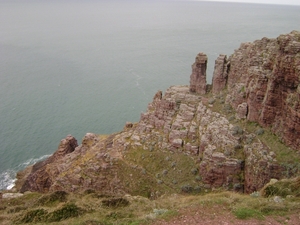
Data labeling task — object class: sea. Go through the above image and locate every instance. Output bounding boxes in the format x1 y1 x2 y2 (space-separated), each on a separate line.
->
0 0 299 190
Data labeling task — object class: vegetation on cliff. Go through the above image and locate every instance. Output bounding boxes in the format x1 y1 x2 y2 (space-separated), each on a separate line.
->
1 180 300 224
1 31 300 224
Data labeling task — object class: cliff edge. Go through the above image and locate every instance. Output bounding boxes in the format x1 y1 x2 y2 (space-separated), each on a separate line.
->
15 31 300 196
221 30 300 150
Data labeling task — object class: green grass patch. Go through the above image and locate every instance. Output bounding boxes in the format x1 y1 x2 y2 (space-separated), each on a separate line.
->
122 146 200 196
17 208 48 223
208 89 300 168
3 187 300 225
261 177 300 197
102 198 130 208
234 207 264 220
36 190 68 207
47 203 85 222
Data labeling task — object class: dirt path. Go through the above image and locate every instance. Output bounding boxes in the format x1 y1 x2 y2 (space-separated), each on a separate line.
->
151 204 300 225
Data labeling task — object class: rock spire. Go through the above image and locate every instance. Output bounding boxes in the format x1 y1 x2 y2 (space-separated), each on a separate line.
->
189 52 207 94
212 54 228 94
15 31 300 196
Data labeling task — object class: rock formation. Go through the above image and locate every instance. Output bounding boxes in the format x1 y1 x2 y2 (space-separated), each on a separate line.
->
190 53 207 94
219 30 300 150
16 31 300 196
212 54 228 94
17 135 78 193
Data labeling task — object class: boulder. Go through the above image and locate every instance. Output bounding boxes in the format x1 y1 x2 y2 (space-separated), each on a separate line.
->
236 102 248 119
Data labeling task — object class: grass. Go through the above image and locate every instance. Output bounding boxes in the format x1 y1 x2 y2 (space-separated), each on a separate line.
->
1 182 300 224
122 145 202 197
36 191 68 207
3 86 300 224
233 208 264 220
261 177 300 198
207 90 300 168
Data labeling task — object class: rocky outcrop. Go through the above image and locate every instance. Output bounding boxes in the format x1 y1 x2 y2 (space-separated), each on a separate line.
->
222 30 300 150
212 54 228 94
244 144 283 193
236 102 248 119
18 86 285 194
16 31 300 196
18 135 78 193
190 53 207 94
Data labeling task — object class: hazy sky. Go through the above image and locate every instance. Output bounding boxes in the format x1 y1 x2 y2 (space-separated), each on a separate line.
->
201 0 300 5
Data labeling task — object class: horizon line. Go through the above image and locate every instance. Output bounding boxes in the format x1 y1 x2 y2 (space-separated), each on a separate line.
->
178 0 300 6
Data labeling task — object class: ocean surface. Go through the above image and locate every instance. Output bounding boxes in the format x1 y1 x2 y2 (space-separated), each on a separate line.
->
0 0 299 190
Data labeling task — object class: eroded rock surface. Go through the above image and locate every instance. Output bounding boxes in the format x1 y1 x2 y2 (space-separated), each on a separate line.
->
17 135 78 193
18 86 284 194
16 31 300 195
224 30 300 150
190 53 207 94
212 54 228 94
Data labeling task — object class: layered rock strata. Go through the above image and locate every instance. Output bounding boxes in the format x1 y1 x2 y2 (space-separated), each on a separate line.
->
190 52 207 94
17 85 283 194
17 135 78 193
16 31 300 196
216 31 300 150
212 54 228 94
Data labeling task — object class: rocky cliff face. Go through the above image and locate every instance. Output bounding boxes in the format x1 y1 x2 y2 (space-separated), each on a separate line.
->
219 30 300 150
212 54 229 94
16 31 300 196
16 136 78 193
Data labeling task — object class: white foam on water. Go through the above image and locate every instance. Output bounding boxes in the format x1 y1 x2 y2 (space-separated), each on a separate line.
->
0 154 51 190
0 170 16 191
19 154 51 169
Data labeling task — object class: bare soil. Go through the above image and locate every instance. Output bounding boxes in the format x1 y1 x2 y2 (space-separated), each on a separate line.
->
151 204 300 225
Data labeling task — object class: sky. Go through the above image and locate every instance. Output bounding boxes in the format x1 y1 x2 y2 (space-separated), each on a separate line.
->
200 0 300 5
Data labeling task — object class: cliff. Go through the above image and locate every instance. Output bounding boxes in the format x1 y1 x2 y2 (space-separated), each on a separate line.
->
15 31 300 196
222 31 300 150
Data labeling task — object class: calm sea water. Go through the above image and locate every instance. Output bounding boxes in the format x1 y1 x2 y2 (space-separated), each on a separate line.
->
0 0 299 190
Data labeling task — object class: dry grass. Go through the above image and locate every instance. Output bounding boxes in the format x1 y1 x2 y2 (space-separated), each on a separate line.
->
1 181 300 225
208 91 300 168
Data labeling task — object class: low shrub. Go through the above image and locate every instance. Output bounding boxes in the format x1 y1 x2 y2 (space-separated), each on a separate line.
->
47 203 85 222
208 98 215 105
195 175 202 181
37 190 68 206
101 198 130 208
261 177 300 197
232 126 243 135
18 208 48 223
191 168 198 175
255 128 265 136
7 206 27 214
181 184 193 193
83 189 96 195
